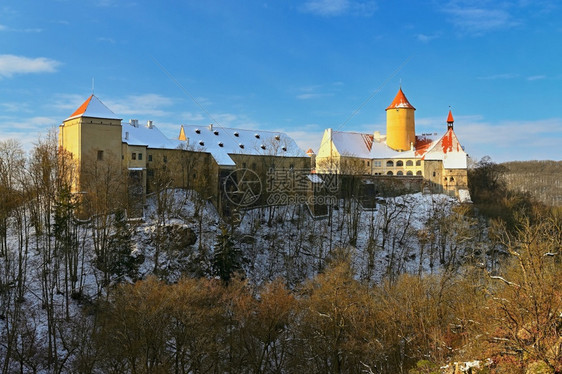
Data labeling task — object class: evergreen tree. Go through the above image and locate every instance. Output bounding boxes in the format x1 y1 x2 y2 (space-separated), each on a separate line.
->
211 226 242 284
105 210 142 281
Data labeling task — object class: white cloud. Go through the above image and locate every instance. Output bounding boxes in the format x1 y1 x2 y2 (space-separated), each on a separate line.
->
0 55 60 78
477 73 519 80
106 94 175 118
416 33 440 43
300 0 377 17
442 1 518 35
527 75 546 81
451 116 562 162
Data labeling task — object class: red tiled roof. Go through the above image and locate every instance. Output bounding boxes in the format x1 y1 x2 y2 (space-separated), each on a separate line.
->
386 88 415 110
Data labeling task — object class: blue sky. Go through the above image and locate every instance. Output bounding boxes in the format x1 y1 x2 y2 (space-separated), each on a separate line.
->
1 0 561 163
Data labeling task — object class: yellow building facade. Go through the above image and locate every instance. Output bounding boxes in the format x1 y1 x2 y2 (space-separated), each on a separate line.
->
315 88 470 201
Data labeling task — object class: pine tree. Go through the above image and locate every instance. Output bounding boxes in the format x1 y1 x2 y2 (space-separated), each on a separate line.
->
211 226 242 284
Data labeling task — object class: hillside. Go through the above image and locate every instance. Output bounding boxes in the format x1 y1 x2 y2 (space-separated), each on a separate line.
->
502 160 562 206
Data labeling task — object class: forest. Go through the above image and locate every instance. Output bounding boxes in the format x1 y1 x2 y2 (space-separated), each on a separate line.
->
0 136 561 374
502 160 562 207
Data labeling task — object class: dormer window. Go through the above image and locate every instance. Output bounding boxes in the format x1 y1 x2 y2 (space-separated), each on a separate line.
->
275 135 280 141
239 144 245 149
255 134 260 139
234 132 239 137
195 129 201 134
218 142 224 147
260 144 266 150
282 146 287 152
213 130 219 135
199 141 205 146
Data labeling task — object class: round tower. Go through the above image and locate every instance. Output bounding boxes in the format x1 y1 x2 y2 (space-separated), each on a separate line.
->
385 87 416 151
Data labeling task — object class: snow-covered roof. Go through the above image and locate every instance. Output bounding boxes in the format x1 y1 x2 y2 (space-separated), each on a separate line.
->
181 124 307 166
325 127 467 169
65 95 121 121
328 130 440 159
423 128 468 169
122 120 183 150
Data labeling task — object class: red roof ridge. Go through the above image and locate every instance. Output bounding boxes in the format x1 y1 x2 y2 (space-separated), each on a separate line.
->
386 88 415 110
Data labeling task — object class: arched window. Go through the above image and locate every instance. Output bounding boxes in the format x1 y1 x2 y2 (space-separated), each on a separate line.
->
450 176 455 182
396 160 404 167
416 171 422 176
416 160 421 166
387 171 393 176
406 160 413 166
397 171 404 176
386 160 394 167
406 171 413 176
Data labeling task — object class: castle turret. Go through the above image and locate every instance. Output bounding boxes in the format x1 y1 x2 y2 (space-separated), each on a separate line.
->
385 87 416 151
447 109 454 129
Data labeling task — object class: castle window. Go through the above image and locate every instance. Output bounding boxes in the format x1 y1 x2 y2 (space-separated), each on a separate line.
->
97 150 104 161
416 160 421 166
242 162 247 168
367 161 370 166
387 171 393 176
251 163 256 170
397 171 404 176
138 153 143 160
148 155 153 162
406 160 413 167
433 171 436 177
132 153 137 160
386 160 394 167
407 171 413 176
396 160 404 167
289 164 294 171
450 177 455 182
374 161 382 167
416 171 422 176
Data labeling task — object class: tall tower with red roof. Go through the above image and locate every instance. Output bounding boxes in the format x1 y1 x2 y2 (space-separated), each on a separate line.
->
59 95 123 193
385 87 416 152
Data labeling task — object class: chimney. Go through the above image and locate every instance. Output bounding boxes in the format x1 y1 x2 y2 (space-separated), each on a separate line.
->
130 119 139 127
208 123 213 131
146 120 153 129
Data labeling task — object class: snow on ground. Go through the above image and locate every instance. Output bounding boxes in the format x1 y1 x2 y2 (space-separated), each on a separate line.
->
1 189 476 372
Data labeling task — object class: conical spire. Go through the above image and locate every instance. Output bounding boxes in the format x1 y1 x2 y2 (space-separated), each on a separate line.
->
386 88 416 110
447 109 454 129
178 125 187 141
447 109 454 124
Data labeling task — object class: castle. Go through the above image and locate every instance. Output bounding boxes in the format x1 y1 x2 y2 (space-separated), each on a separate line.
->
58 95 310 216
58 88 470 217
315 87 470 202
